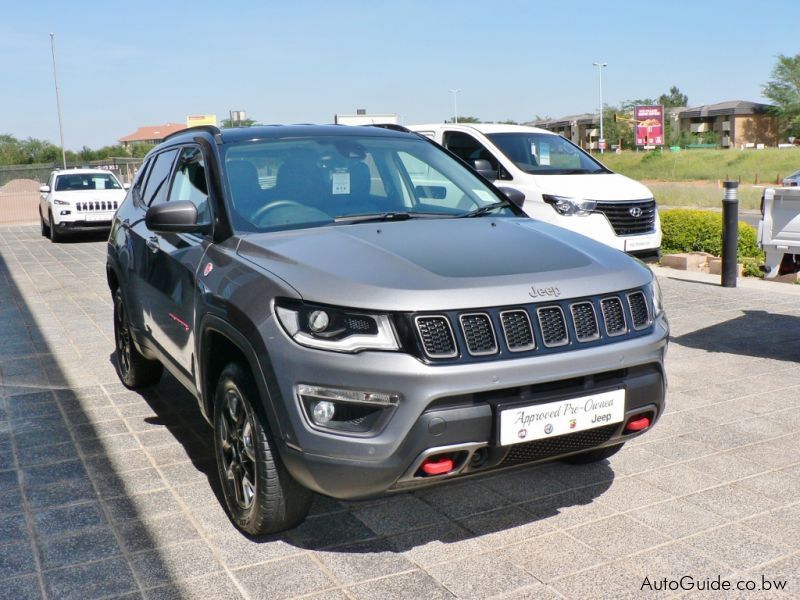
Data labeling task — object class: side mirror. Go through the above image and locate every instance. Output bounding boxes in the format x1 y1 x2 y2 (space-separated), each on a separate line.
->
496 186 526 209
123 183 131 190
145 200 209 234
472 159 498 181
40 185 50 193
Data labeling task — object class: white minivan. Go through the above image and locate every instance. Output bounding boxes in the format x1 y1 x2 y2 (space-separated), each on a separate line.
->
408 123 661 258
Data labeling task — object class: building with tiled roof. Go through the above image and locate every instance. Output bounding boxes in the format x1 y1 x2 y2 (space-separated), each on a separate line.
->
677 101 777 148
118 123 186 148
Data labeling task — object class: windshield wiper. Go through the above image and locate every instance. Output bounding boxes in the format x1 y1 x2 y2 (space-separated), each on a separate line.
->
457 200 511 218
333 212 447 224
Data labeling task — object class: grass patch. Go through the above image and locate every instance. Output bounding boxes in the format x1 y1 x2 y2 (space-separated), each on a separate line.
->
599 147 800 183
646 181 763 210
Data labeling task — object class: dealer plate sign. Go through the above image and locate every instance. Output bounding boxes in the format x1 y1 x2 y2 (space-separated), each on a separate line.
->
499 389 625 446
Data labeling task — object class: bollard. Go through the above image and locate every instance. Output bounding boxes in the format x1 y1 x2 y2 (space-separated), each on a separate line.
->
721 181 738 287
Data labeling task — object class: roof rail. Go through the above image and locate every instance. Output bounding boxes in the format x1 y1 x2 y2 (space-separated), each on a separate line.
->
368 123 412 133
163 124 222 142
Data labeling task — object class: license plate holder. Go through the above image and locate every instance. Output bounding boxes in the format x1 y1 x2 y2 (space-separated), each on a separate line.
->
498 388 625 446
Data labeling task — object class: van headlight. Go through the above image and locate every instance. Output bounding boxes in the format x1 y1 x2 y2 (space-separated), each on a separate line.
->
542 194 596 216
275 301 400 352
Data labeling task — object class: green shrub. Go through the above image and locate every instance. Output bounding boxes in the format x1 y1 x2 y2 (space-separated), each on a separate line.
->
660 209 763 261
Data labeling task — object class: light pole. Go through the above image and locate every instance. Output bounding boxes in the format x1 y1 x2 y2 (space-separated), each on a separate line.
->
449 89 461 123
592 62 607 153
50 33 67 169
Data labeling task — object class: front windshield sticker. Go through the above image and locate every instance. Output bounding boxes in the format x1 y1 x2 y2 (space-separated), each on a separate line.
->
332 170 350 195
474 190 494 203
539 143 551 166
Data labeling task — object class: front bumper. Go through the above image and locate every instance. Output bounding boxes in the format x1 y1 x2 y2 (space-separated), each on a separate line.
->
261 312 668 499
52 209 116 229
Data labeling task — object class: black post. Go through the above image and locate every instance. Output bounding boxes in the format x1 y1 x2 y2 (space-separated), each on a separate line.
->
721 181 739 288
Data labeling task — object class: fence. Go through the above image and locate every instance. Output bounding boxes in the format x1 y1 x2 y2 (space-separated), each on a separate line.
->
0 158 143 224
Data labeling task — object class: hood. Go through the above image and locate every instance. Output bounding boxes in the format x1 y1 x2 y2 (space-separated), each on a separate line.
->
53 189 127 202
236 218 652 312
529 173 653 202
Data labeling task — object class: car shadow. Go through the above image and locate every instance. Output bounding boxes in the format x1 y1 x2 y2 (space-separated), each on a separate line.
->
115 361 617 552
671 309 800 361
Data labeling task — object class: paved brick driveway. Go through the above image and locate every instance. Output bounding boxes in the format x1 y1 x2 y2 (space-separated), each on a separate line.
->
1 224 798 599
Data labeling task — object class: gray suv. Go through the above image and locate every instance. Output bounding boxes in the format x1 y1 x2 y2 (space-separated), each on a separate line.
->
106 124 668 535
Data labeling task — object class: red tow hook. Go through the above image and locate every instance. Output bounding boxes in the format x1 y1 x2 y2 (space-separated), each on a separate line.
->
421 456 454 476
625 415 651 433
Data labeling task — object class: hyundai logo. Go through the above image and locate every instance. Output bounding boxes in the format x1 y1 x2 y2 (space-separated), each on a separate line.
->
629 207 643 218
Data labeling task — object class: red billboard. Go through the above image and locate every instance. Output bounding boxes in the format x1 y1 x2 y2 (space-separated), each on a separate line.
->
634 105 664 146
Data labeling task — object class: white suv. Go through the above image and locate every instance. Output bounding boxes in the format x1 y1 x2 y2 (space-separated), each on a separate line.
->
408 124 662 258
39 168 128 242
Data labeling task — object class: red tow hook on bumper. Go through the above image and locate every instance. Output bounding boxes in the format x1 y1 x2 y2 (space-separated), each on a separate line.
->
421 457 455 476
625 415 651 433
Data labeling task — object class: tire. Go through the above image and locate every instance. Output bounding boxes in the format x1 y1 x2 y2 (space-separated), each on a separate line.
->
213 362 312 535
40 210 50 237
112 287 163 388
48 212 62 243
561 442 625 465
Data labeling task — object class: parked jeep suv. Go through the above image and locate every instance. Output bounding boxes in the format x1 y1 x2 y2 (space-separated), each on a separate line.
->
106 124 668 535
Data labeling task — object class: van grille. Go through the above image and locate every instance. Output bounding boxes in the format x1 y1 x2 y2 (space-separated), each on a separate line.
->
594 199 656 236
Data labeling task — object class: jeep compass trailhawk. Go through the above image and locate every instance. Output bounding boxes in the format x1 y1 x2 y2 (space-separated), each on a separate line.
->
106 124 668 535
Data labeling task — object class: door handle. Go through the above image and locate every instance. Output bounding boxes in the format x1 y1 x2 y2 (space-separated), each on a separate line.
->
146 236 160 253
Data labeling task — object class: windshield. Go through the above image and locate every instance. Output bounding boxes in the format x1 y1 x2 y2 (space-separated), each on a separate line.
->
55 173 122 191
222 133 515 233
486 132 608 175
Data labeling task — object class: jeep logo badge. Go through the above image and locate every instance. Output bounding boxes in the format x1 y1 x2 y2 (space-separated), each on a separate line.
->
529 285 561 298
629 207 643 218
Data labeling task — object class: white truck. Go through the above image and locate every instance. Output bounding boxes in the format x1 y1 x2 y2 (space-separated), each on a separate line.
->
408 123 662 258
758 186 800 277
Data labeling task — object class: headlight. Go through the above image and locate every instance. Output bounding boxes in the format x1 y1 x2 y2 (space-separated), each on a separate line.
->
53 198 69 205
275 300 400 353
649 277 664 317
542 194 596 216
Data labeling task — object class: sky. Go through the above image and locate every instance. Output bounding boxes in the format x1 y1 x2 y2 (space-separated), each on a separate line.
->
1 0 796 150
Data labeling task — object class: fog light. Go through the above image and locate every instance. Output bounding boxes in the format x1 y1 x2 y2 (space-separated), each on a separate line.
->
308 310 330 333
311 400 335 424
60 210 71 215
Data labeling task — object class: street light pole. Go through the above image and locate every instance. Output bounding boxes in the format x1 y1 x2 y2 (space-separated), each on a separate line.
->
592 62 607 153
449 89 461 124
50 33 67 169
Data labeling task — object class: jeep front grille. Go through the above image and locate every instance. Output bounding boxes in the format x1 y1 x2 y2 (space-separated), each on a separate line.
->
500 310 534 352
601 297 627 336
594 199 656 236
628 291 650 329
459 313 497 356
76 200 119 212
410 286 652 363
415 316 457 358
570 302 600 341
537 306 568 347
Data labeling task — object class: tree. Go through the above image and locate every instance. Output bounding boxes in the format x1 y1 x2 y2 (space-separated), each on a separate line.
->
658 86 688 108
762 53 800 137
448 116 481 123
220 117 258 128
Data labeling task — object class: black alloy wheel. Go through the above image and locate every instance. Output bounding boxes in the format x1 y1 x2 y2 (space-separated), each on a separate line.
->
213 362 311 535
112 288 163 388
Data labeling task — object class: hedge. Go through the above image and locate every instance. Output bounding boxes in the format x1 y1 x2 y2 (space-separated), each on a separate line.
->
660 209 762 260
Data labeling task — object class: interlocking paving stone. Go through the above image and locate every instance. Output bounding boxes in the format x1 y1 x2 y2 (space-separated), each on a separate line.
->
232 554 335 600
43 556 138 600
3 225 800 598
